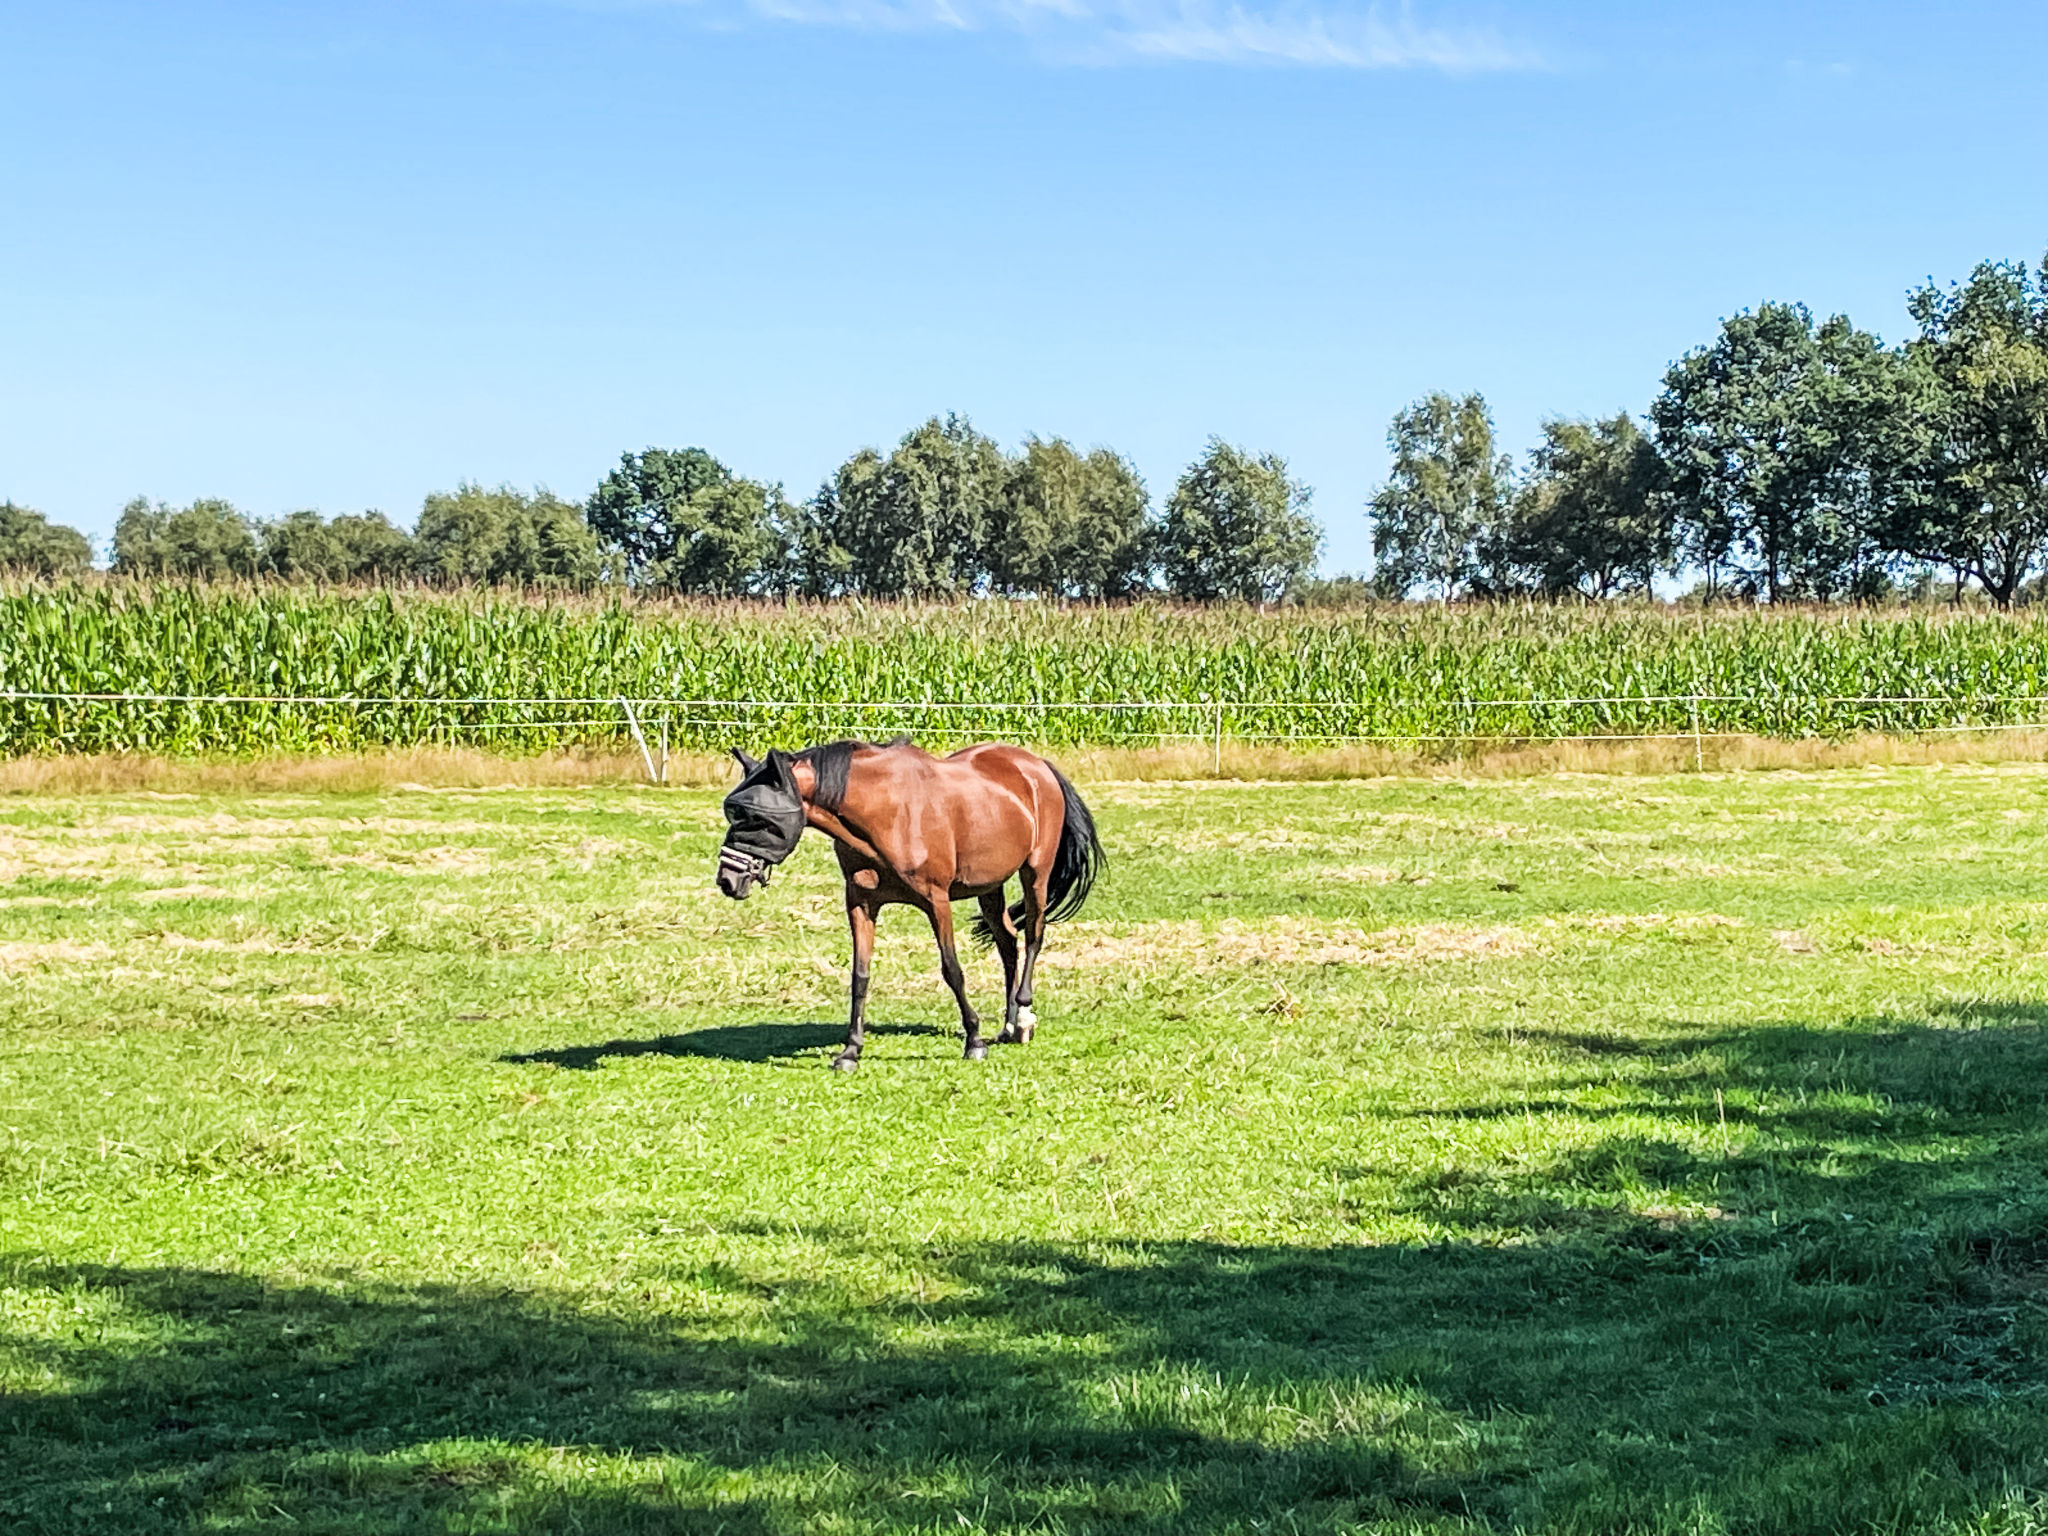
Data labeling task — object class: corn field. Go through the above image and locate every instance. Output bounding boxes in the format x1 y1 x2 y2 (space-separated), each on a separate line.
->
8 583 2048 756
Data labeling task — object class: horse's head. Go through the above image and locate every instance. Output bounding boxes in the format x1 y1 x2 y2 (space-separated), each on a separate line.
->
717 747 804 899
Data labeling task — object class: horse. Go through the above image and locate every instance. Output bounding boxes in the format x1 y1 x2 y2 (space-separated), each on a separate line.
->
715 738 1104 1070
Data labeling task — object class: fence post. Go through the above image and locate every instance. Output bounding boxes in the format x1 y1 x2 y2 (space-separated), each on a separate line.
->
1690 694 1704 773
1213 701 1224 775
618 697 659 785
657 713 668 785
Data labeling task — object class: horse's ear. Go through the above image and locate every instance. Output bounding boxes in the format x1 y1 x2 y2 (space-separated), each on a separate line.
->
731 747 761 775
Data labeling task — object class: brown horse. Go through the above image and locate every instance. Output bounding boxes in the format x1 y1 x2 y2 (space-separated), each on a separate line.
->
715 738 1103 1069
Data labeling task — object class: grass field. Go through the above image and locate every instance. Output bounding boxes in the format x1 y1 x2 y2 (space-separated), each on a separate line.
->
6 762 2048 1532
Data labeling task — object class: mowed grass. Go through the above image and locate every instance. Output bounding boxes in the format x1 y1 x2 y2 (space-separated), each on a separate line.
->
5 765 2048 1533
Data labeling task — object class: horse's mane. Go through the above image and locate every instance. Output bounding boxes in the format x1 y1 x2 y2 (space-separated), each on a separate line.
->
795 736 913 811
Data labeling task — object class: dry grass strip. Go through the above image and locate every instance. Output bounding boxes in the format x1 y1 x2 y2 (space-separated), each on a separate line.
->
4 731 2048 796
1040 918 1533 973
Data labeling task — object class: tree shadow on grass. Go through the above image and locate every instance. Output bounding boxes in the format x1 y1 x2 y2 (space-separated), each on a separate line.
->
9 1212 2048 1535
1393 1003 2048 1213
501 1021 947 1069
14 1007 2048 1533
1374 1003 2048 1413
0 1250 1495 1535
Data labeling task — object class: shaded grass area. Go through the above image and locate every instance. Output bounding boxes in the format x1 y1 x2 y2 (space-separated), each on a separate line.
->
7 767 2048 1530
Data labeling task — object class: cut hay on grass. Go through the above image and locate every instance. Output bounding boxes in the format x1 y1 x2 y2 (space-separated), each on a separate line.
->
0 745 708 796
8 729 2048 795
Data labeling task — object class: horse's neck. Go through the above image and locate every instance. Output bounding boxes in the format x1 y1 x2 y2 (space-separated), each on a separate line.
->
793 760 878 861
805 802 881 866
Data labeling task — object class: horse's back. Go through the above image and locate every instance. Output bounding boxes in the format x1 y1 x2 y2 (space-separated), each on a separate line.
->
832 739 1070 901
844 739 1051 825
941 740 1052 776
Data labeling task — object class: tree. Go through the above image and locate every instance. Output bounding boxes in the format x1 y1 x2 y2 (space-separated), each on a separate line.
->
586 448 790 594
1368 393 1514 598
1506 414 1672 597
1652 303 1900 602
112 497 258 578
0 503 92 576
258 512 349 581
1886 258 2048 607
990 438 1151 598
1157 439 1320 605
813 416 1009 597
328 512 417 581
413 484 600 587
784 482 855 598
259 510 417 582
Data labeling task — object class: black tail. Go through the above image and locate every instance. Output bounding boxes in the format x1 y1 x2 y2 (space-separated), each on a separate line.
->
972 768 1104 945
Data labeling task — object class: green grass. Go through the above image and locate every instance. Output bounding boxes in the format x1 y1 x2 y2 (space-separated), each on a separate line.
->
6 763 2048 1531
12 583 2048 754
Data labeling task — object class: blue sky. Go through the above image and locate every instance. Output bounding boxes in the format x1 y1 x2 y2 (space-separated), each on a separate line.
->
3 1 2045 574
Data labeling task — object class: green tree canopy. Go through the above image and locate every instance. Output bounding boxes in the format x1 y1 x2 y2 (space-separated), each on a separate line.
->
813 416 1009 597
258 512 349 581
259 511 417 582
1158 439 1320 605
413 484 600 587
1887 258 2048 606
1368 392 1514 598
328 512 417 581
0 502 93 577
112 497 258 579
1652 303 1901 602
1506 414 1672 598
586 448 790 594
990 438 1152 598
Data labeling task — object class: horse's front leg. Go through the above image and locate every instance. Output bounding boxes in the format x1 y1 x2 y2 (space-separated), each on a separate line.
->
835 895 877 1072
925 900 985 1061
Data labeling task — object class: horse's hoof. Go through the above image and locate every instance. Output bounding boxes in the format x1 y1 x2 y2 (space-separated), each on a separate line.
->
1018 1005 1036 1030
830 1053 860 1072
965 1043 989 1062
995 1026 1022 1045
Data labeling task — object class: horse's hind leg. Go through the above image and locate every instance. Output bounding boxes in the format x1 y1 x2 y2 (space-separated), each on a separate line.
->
835 896 877 1072
1013 867 1052 1044
924 901 986 1061
980 890 1025 1044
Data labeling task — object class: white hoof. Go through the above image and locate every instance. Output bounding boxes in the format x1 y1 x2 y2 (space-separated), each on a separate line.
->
1019 1005 1036 1029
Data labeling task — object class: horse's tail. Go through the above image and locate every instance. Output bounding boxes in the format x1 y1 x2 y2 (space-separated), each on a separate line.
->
971 766 1104 946
1042 769 1104 924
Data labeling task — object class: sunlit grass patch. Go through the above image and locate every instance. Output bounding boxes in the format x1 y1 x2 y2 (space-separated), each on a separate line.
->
6 765 2048 1531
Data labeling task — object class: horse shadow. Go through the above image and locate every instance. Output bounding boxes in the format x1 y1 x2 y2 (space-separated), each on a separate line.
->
501 1021 947 1069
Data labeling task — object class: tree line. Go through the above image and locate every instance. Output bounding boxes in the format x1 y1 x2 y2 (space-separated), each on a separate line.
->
1373 254 2048 605
5 251 2043 604
0 429 1321 605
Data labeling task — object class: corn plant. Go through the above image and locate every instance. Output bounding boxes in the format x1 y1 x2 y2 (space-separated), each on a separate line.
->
6 582 2048 756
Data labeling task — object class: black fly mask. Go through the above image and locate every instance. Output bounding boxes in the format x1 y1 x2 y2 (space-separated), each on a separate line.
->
717 748 804 899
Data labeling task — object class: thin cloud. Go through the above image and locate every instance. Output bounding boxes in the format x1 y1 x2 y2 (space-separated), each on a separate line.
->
1090 2 1539 69
601 0 1542 70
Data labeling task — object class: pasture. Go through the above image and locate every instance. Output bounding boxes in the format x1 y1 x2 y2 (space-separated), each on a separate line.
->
5 763 2048 1532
